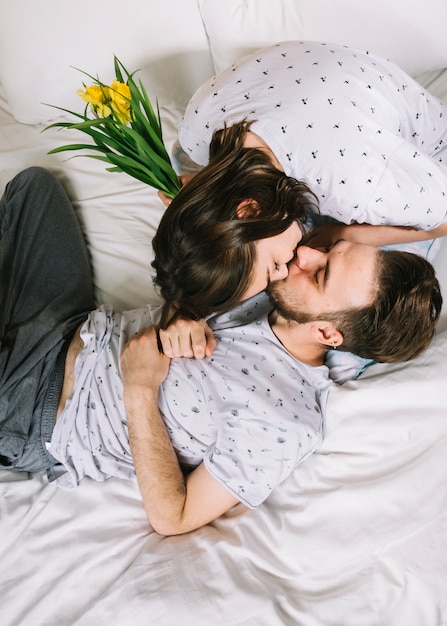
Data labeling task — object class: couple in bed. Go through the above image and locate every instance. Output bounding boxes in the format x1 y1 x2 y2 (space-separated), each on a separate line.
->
0 41 445 536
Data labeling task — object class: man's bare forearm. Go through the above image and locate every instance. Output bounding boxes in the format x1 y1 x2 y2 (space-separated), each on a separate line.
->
125 387 189 536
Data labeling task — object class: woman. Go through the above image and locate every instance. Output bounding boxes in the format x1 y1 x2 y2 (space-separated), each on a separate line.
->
177 40 447 235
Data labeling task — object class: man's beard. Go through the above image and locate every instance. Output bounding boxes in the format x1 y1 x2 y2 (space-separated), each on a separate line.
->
267 282 318 324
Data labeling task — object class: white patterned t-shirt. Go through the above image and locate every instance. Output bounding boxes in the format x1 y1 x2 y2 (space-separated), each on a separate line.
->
48 297 331 508
179 40 447 230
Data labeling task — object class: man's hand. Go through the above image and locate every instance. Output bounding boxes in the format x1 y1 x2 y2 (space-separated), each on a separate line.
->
158 317 217 359
120 325 170 391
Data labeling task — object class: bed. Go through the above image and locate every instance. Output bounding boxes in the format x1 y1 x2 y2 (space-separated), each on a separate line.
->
1 1 447 624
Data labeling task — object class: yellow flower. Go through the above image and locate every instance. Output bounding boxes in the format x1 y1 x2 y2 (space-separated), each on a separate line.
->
77 84 112 118
46 56 181 197
109 79 131 124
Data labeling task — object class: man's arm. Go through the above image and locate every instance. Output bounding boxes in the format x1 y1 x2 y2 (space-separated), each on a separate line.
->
120 325 238 535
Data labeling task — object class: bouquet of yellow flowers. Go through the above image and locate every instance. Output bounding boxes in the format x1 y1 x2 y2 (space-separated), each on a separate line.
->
46 57 181 198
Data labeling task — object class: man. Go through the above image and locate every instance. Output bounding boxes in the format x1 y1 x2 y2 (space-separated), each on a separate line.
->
0 168 442 535
120 239 441 535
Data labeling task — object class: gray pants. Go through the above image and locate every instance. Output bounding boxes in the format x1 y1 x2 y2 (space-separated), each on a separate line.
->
0 167 95 474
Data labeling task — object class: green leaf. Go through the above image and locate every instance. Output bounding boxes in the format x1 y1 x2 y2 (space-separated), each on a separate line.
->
43 56 181 197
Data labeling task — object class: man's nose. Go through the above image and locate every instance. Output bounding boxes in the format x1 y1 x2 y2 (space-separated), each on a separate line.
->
295 245 325 269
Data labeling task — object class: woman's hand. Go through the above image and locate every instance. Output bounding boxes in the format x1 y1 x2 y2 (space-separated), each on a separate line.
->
158 317 217 359
157 173 198 207
157 190 173 207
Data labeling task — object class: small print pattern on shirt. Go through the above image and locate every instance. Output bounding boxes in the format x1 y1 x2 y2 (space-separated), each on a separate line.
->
179 40 447 230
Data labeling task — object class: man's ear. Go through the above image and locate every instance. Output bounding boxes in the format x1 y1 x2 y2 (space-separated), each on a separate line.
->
236 199 260 219
310 322 344 349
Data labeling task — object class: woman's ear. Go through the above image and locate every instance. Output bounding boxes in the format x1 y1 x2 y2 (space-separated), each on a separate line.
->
310 322 344 349
236 199 260 219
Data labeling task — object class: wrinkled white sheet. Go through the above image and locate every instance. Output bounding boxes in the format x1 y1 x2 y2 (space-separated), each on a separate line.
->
1 67 447 626
0 330 446 626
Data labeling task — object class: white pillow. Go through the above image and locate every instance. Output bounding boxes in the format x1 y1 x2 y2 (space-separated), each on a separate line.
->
0 0 213 124
198 0 447 76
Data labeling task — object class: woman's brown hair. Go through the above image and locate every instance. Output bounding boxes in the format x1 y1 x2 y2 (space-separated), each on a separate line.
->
152 121 317 327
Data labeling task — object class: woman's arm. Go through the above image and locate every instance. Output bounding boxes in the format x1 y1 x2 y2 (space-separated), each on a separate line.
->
120 325 237 535
303 221 447 249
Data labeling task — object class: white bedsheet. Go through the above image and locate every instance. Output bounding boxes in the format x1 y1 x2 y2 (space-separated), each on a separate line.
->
1 329 446 626
1 50 447 626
